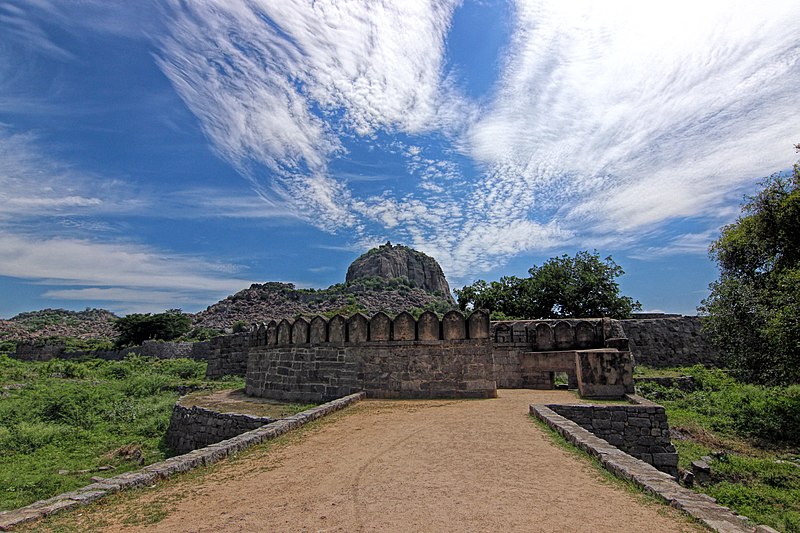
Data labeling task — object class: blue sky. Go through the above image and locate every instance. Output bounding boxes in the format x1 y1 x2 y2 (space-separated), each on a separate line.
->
1 0 798 317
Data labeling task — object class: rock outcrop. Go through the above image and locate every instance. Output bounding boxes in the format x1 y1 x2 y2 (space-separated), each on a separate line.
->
345 243 454 303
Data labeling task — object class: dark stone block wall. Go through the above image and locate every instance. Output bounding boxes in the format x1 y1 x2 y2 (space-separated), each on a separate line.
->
549 399 678 477
245 310 496 402
165 403 274 454
621 317 718 368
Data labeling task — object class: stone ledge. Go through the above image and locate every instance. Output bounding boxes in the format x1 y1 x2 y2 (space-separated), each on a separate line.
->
530 404 759 533
0 392 366 531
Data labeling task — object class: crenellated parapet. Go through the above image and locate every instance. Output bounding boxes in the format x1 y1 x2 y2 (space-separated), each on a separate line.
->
246 309 490 347
244 310 495 402
491 318 621 351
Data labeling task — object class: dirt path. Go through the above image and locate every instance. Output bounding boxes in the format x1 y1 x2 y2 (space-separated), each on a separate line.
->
54 390 700 532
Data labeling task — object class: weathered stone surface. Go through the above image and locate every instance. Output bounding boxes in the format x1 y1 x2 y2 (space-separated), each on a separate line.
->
554 321 574 350
276 319 292 345
417 311 440 341
535 323 555 351
392 311 416 341
347 313 369 343
165 403 275 454
369 312 391 341
328 315 346 343
345 242 454 302
442 310 466 340
467 310 490 339
247 338 496 402
292 317 309 344
309 316 327 344
575 349 634 399
621 316 718 368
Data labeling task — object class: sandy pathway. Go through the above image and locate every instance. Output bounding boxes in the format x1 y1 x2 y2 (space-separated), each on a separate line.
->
74 390 699 532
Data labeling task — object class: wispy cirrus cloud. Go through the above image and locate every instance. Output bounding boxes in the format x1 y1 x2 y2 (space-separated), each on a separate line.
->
468 0 800 235
155 0 800 284
156 0 468 234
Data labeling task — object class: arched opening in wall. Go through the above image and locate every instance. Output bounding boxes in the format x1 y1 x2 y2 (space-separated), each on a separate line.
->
553 372 569 390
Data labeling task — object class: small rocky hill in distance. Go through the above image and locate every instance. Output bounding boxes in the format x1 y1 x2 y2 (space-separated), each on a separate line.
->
346 242 454 304
193 243 456 330
0 308 118 344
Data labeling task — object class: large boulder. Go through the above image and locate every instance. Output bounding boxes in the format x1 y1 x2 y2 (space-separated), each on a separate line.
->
346 243 454 303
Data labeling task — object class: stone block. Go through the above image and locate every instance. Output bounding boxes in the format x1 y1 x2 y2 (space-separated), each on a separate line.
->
309 316 327 344
418 311 440 341
328 315 346 343
534 323 555 350
442 310 466 340
575 349 634 399
347 313 369 343
392 312 416 341
369 312 391 341
467 310 490 339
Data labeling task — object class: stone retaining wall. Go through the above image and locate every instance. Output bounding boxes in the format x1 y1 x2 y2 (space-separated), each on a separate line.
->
165 403 275 454
548 396 678 477
621 316 718 368
530 403 757 532
14 339 212 362
245 310 496 402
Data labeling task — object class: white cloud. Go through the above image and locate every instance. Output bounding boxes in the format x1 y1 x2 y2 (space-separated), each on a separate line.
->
156 0 467 232
0 233 250 293
154 0 800 283
468 0 800 235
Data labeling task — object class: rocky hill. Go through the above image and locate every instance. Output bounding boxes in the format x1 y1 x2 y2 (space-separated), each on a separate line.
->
191 279 454 331
346 242 454 303
0 308 118 344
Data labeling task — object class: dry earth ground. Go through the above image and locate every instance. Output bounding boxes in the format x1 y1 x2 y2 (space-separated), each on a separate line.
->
27 390 703 532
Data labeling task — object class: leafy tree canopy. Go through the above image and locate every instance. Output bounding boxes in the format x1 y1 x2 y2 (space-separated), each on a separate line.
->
113 309 192 347
700 144 800 385
455 251 640 320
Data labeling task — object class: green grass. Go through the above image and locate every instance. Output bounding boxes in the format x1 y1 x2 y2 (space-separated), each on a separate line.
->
636 365 800 532
0 354 244 511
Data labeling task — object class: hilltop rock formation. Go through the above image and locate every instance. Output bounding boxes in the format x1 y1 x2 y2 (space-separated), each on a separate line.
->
346 243 454 303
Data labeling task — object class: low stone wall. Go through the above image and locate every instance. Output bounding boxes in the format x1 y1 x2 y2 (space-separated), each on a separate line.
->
14 339 212 362
547 396 678 477
621 316 718 368
165 403 275 454
530 403 756 532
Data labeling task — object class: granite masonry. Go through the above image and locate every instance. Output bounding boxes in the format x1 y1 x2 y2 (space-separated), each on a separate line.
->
547 396 679 477
621 315 718 367
165 402 276 454
245 310 496 402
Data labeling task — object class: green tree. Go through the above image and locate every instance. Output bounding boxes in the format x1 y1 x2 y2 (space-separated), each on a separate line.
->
700 144 800 384
113 309 192 347
455 251 640 319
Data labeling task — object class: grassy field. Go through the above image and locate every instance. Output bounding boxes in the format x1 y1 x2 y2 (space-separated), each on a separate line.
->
636 366 800 532
0 354 244 511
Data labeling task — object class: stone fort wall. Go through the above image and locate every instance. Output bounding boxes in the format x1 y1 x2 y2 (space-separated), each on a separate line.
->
244 310 496 402
491 318 629 389
12 314 719 376
620 316 718 368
